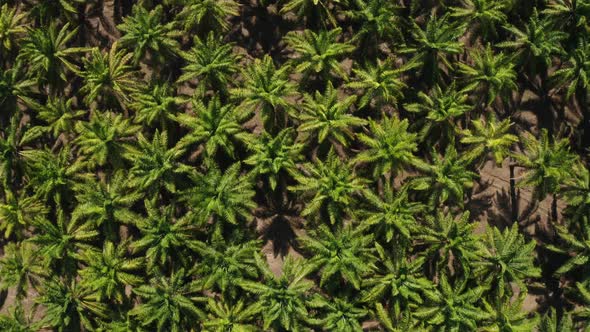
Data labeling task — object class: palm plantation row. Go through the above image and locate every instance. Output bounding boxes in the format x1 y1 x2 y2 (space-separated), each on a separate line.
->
1 0 590 331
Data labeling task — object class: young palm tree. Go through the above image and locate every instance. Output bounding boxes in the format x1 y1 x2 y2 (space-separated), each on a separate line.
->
74 111 140 169
0 4 26 59
132 200 198 272
230 55 298 132
514 129 577 222
410 146 478 208
130 268 205 332
181 163 256 228
414 275 491 330
361 244 435 316
346 59 410 110
416 211 480 276
360 183 423 243
129 82 185 129
238 255 315 331
80 43 141 107
460 113 518 166
401 14 465 84
289 149 367 225
78 240 144 303
284 28 355 80
202 297 261 331
174 97 247 160
0 241 45 300
242 128 304 191
71 171 141 240
176 0 240 34
458 44 518 106
405 83 472 146
190 237 260 298
308 294 368 331
28 207 98 277
451 0 509 41
475 223 541 301
36 277 109 331
178 32 241 97
18 23 89 91
25 96 86 140
296 81 366 148
301 224 375 290
117 4 181 65
124 130 191 195
353 116 419 177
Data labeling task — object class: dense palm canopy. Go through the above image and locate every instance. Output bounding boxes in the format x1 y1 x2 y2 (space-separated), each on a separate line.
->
2 1 590 331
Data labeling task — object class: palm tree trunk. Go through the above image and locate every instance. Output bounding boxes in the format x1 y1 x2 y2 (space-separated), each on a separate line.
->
551 193 558 224
509 158 518 222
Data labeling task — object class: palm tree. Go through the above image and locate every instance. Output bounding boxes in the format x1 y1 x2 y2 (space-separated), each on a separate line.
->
80 42 141 107
375 304 424 332
284 28 355 81
0 115 25 190
74 111 140 169
543 0 590 40
21 147 86 204
475 223 541 301
203 297 261 331
498 9 567 78
0 61 35 116
28 207 98 277
238 255 315 331
513 129 577 222
416 211 480 276
124 130 191 195
23 0 84 24
190 238 260 298
178 32 241 97
36 277 109 331
346 59 410 110
72 171 141 240
546 221 590 283
410 146 478 208
486 294 539 332
405 83 472 147
174 97 247 161
538 307 573 332
117 4 181 65
360 183 423 243
0 4 26 60
296 81 366 148
130 268 205 332
458 44 518 106
361 244 435 317
129 82 185 129
301 224 375 290
176 0 240 34
0 241 45 300
450 0 509 42
78 240 144 302
560 162 590 228
230 55 298 132
242 128 304 191
18 23 89 92
460 113 518 167
132 199 198 272
401 14 465 84
181 163 256 229
0 304 39 332
25 96 86 140
308 294 368 331
289 149 367 225
353 115 419 178
345 0 404 56
414 275 491 330
0 190 47 240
